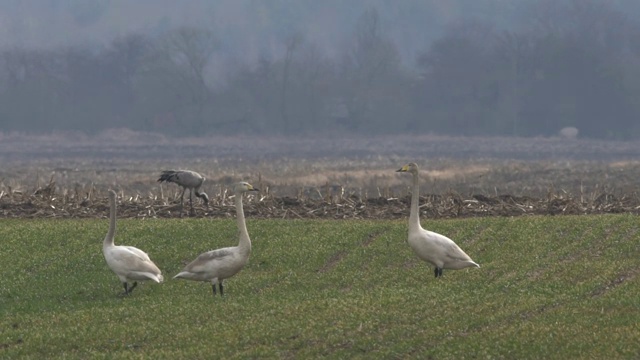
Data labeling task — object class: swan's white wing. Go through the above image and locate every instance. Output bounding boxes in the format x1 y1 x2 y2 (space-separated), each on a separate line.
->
106 246 163 282
429 231 479 269
121 245 152 261
173 247 236 281
183 248 235 274
410 229 478 269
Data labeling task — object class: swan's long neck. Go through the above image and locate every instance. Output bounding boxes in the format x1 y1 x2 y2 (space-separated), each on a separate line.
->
235 192 251 254
409 171 421 230
103 195 116 248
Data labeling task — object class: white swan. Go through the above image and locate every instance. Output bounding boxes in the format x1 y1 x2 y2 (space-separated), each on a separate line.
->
174 182 259 297
103 190 164 295
157 170 209 216
397 163 479 277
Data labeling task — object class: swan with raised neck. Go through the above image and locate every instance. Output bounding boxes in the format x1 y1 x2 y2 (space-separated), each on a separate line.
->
397 163 479 277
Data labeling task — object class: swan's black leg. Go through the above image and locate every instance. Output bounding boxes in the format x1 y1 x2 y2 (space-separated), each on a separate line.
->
123 282 129 295
212 283 217 297
434 268 443 278
219 281 224 296
128 282 138 294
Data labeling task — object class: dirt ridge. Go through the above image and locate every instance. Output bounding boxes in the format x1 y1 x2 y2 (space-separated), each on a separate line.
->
2 188 640 219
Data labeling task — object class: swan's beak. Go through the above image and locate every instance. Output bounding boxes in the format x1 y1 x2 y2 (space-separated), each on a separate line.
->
396 165 409 172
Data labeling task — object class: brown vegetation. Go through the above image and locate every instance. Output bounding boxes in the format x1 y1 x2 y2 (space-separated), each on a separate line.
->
2 177 639 220
2 133 640 219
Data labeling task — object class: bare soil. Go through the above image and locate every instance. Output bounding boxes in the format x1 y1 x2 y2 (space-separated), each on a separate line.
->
2 184 639 220
2 131 640 219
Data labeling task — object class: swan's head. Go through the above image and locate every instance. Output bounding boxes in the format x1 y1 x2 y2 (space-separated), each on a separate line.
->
234 182 260 194
108 189 117 201
396 162 419 174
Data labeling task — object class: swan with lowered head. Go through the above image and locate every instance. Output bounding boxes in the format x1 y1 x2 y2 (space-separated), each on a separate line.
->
103 190 164 295
173 181 259 297
397 163 479 277
157 170 209 216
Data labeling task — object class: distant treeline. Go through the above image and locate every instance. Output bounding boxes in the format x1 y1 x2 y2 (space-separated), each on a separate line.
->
1 0 639 139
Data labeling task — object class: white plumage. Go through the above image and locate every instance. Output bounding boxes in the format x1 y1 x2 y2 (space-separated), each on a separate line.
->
397 162 479 277
173 181 259 297
103 190 164 295
157 170 209 216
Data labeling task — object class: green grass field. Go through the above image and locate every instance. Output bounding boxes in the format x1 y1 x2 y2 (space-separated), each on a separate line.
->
1 215 639 359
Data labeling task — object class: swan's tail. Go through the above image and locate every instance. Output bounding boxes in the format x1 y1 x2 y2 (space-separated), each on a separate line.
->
130 271 164 283
147 273 164 283
461 260 480 269
173 272 187 280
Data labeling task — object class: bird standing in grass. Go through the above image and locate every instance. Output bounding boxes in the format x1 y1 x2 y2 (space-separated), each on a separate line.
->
397 163 479 277
173 182 259 297
103 190 164 295
158 170 209 216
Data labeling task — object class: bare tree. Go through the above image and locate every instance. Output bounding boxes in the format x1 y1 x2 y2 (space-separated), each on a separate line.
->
148 26 218 132
494 31 536 135
295 43 333 131
416 19 498 135
102 34 150 127
280 33 303 133
1 47 66 131
518 0 633 137
107 34 149 91
341 7 401 131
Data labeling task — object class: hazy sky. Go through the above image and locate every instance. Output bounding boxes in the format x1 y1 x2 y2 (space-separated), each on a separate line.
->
0 0 527 66
2 0 640 138
2 0 639 55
